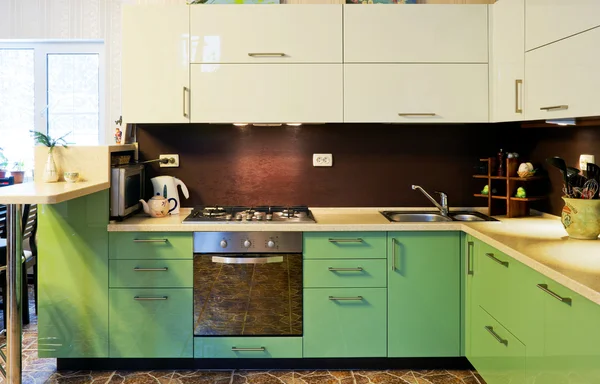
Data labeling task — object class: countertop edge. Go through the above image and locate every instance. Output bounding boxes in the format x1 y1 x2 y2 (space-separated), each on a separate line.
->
0 182 110 204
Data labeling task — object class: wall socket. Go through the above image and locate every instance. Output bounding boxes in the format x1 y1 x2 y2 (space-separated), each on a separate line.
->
580 154 595 171
313 153 333 167
159 154 180 167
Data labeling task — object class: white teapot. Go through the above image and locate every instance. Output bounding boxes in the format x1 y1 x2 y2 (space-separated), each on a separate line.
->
139 194 177 218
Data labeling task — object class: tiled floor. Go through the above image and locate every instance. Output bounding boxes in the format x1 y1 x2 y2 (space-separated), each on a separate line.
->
0 287 486 384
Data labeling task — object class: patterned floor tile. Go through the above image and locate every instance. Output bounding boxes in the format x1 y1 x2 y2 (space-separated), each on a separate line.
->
472 373 487 384
353 370 411 384
107 371 174 384
420 373 463 384
232 370 294 384
44 370 114 384
170 370 233 384
294 370 354 384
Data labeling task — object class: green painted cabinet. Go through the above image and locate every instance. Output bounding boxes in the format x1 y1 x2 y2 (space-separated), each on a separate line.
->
38 191 109 357
109 259 193 288
388 231 461 357
303 232 387 259
464 234 477 357
109 232 192 259
303 259 387 288
195 337 302 358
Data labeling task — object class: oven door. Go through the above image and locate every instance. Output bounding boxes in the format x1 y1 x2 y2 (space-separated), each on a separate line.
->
194 253 302 337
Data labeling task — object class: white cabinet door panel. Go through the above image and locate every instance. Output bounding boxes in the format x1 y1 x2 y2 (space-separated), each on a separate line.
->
344 64 489 123
190 64 342 123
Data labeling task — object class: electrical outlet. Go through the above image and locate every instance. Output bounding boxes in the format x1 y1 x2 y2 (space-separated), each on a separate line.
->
313 153 333 167
580 154 595 171
159 154 180 168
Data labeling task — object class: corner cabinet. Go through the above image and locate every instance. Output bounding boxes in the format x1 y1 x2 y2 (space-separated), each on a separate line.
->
121 5 190 124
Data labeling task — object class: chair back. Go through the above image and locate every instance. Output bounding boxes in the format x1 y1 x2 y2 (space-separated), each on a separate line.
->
0 204 6 239
22 205 38 252
0 176 14 187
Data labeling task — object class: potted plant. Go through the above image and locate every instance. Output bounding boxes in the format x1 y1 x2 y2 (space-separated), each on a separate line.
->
0 148 8 178
31 131 69 183
11 160 26 184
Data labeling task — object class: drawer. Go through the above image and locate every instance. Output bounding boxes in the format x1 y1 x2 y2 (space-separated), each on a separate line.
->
303 259 386 288
303 232 386 260
109 260 192 288
109 232 192 259
109 288 193 358
303 288 387 358
194 337 302 358
190 5 342 63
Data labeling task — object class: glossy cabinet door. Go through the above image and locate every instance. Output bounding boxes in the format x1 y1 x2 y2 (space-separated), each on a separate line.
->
344 64 489 123
303 288 387 358
344 5 488 63
303 259 387 289
109 259 193 288
122 5 189 124
190 5 342 64
303 232 387 260
388 232 460 357
190 64 343 123
489 0 525 122
525 0 600 51
38 191 109 357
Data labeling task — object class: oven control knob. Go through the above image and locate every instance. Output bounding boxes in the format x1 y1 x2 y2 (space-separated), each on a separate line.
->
267 240 275 248
243 239 252 248
220 240 228 249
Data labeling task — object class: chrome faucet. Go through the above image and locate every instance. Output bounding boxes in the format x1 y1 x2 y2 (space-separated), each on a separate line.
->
412 185 449 216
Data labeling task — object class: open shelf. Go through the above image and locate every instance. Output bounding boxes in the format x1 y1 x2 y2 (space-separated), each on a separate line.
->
510 196 547 202
473 194 489 198
509 176 545 181
473 175 488 179
491 195 508 200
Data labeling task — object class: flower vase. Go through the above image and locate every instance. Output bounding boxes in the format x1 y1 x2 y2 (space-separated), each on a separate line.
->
43 151 59 183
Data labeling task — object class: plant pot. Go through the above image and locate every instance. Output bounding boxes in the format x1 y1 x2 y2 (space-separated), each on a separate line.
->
0 170 7 178
561 197 600 240
11 171 25 184
43 151 59 183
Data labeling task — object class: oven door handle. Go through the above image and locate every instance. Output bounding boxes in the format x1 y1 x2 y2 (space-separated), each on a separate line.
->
211 256 284 264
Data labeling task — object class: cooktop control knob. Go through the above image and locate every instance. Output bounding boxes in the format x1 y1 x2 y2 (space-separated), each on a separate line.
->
220 240 228 248
266 214 273 221
267 240 275 248
243 239 252 248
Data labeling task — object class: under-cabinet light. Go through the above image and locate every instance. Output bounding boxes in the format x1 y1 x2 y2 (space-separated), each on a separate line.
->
545 118 576 126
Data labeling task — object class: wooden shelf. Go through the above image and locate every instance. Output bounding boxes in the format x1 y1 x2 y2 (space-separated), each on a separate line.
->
491 195 508 200
510 196 547 202
473 194 489 198
473 175 488 179
490 176 508 180
509 176 545 181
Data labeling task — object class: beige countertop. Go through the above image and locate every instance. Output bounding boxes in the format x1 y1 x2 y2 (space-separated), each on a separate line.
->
0 181 110 205
108 207 600 306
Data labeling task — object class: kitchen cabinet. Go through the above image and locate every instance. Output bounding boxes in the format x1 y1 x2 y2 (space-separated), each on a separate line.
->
525 0 600 52
525 27 600 121
190 64 343 123
489 0 525 122
37 191 109 358
303 259 387 289
195 337 303 359
344 64 488 123
190 5 342 64
121 5 190 124
344 5 488 63
109 259 193 288
388 232 460 357
303 232 387 260
109 232 192 260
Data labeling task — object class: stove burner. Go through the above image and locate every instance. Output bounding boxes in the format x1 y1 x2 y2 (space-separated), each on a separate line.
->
280 209 297 218
202 206 227 217
183 205 314 224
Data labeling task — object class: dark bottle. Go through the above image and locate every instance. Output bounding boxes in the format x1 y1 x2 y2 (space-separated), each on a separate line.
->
497 149 505 176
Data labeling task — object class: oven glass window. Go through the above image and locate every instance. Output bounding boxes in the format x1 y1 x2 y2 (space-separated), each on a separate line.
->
124 173 141 209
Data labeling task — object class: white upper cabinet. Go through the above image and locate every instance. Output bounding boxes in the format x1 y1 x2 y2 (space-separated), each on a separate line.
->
344 64 489 123
189 5 342 64
525 0 600 52
122 5 190 124
489 0 525 122
190 64 343 123
344 5 488 63
525 27 600 120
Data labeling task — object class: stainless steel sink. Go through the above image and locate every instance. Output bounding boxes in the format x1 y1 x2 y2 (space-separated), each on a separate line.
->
381 211 497 223
449 211 498 222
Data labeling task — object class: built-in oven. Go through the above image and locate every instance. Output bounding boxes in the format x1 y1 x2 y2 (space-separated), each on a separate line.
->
110 163 145 220
193 232 302 337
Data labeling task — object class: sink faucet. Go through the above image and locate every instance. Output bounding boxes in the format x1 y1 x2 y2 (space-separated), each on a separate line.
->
412 185 449 216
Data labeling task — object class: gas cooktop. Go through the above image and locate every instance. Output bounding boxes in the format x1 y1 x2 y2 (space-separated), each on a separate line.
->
182 206 316 224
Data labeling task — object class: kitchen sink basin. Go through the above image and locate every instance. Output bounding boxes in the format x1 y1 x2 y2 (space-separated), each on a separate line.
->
381 211 497 223
449 212 498 222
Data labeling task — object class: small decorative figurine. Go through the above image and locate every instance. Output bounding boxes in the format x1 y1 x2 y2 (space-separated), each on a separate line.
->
114 127 122 144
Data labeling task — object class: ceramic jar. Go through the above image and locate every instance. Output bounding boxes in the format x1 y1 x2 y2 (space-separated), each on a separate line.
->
561 197 600 240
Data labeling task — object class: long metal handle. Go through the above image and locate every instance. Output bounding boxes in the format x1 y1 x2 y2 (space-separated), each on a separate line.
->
540 105 569 111
485 253 509 268
515 79 523 114
183 86 189 118
328 238 363 243
231 347 266 352
329 296 363 301
133 239 168 243
6 204 22 384
467 241 474 275
248 53 285 57
485 326 508 346
328 267 363 272
134 296 168 301
537 284 572 305
212 256 283 264
398 113 437 117
134 267 169 272
391 238 396 271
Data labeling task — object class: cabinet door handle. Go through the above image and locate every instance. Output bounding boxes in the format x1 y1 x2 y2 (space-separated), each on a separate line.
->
536 284 572 305
133 239 168 243
391 238 397 271
328 267 363 272
231 347 266 351
515 79 523 114
329 296 363 301
328 238 363 243
485 326 508 346
133 267 168 272
398 113 437 117
485 253 509 268
248 53 285 57
134 296 168 301
540 105 568 111
467 241 474 275
183 86 189 118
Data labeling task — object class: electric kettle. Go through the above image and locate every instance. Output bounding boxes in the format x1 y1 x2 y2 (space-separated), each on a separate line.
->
151 176 189 215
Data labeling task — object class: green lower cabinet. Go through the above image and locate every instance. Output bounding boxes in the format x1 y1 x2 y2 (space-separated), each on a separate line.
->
303 259 387 288
303 232 387 259
109 259 193 288
388 232 460 357
109 232 192 260
194 337 302 358
109 288 193 358
303 288 387 358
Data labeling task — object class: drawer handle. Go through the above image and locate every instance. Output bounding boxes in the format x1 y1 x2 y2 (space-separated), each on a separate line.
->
398 113 437 117
328 267 363 272
248 52 285 57
467 241 474 275
133 267 169 272
231 347 266 352
328 238 363 243
134 296 168 301
183 86 189 118
133 239 168 243
540 105 568 111
537 284 572 305
485 253 509 268
391 238 397 271
485 326 508 346
329 296 363 301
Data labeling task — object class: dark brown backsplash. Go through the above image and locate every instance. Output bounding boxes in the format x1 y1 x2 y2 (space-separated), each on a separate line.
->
137 123 523 208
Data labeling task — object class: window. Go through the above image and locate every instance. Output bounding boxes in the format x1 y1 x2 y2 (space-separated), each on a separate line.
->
0 41 104 176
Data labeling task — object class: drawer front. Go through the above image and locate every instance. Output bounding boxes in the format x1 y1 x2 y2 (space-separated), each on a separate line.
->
304 259 387 288
109 232 192 260
190 5 342 63
194 337 302 358
303 232 386 260
109 260 192 288
303 288 387 358
475 242 514 321
109 288 193 358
